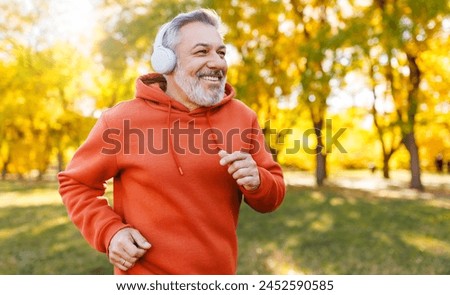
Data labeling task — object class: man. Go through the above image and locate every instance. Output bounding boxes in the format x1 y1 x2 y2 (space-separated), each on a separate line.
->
58 8 285 274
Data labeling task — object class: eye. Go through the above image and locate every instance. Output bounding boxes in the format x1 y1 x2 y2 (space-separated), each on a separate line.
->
218 50 226 58
195 49 208 55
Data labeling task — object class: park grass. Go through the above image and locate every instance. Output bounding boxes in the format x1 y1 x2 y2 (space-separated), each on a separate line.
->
237 185 450 274
1 179 449 275
0 181 112 274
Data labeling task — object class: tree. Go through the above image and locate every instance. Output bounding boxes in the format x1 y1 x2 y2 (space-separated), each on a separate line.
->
367 48 403 178
0 0 97 177
364 0 449 189
210 0 356 185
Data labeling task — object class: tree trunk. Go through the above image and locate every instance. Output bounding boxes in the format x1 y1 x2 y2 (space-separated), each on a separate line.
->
369 60 401 180
1 163 8 180
403 54 423 190
316 150 327 186
1 154 10 180
57 150 65 172
382 154 390 179
314 120 327 186
403 132 423 190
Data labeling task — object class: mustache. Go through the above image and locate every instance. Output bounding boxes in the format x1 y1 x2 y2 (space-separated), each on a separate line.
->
197 70 224 79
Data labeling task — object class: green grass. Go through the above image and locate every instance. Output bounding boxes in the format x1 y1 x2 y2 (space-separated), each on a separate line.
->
0 181 111 274
237 185 450 274
1 178 449 274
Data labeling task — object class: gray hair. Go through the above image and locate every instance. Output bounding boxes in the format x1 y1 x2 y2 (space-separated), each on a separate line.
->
162 9 224 51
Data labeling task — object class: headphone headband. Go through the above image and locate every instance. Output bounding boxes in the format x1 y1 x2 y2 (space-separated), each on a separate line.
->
153 23 169 49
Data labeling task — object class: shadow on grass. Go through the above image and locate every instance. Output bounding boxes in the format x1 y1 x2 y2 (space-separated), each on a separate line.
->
237 185 450 274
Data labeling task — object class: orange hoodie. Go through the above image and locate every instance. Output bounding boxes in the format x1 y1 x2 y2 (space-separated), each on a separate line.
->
58 73 285 274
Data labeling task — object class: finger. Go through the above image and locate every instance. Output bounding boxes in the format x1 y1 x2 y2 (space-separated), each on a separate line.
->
236 175 256 185
233 168 259 185
218 149 229 158
227 160 247 175
121 253 140 266
237 176 260 190
117 229 150 258
122 241 147 260
219 151 248 166
109 255 128 271
228 155 257 174
116 258 133 271
229 166 252 180
130 230 152 250
109 249 132 264
218 150 236 165
107 228 147 270
109 246 130 263
123 243 149 260
218 150 229 166
109 245 141 265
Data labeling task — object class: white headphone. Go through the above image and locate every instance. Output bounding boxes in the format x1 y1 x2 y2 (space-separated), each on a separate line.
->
151 22 177 74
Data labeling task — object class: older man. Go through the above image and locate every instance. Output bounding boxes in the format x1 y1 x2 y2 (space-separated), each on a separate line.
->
58 8 285 274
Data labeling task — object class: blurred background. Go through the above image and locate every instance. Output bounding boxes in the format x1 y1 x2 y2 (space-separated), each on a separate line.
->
0 0 449 275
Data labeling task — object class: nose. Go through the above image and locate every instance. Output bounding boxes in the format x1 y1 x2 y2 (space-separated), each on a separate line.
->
207 52 227 71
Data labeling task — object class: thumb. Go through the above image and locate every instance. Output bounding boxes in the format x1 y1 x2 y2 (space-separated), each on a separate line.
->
130 230 152 249
218 149 229 158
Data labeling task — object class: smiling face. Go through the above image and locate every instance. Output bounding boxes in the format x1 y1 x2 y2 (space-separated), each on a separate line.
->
166 21 228 109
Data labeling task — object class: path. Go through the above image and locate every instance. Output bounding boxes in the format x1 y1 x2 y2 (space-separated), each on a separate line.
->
284 169 450 204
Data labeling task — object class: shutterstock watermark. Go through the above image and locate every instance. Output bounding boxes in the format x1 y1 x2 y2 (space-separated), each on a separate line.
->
263 119 347 154
101 119 347 156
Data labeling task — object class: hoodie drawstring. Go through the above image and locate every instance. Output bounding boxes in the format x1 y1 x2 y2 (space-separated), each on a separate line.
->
166 102 223 176
206 110 222 152
167 100 184 176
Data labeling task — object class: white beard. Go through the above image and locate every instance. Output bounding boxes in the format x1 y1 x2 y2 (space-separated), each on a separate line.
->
174 66 226 107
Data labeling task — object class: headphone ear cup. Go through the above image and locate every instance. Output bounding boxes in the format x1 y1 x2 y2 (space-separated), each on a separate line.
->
151 46 176 74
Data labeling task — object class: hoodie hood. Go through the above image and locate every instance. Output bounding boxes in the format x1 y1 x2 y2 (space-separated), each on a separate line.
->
135 73 235 114
134 73 235 175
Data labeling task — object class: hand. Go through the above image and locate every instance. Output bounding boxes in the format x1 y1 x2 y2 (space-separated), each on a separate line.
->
108 228 152 271
218 150 260 191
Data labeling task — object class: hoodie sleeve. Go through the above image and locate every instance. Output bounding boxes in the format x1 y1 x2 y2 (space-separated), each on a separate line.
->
240 116 286 213
58 114 129 253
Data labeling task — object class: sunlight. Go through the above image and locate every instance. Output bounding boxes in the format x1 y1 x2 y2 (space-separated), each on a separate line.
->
30 216 68 235
0 224 29 239
266 249 305 275
311 213 334 232
49 0 96 50
17 0 97 51
54 0 96 34
0 190 61 208
402 234 450 256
